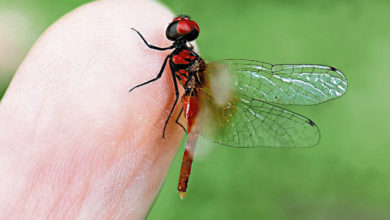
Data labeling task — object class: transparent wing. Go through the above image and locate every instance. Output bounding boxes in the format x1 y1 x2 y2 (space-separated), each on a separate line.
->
205 59 348 105
197 58 348 148
199 93 320 148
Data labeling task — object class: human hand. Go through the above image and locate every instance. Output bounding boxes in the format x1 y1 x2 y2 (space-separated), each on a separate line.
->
0 0 183 219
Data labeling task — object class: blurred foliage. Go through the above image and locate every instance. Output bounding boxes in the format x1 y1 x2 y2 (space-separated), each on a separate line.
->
1 0 390 219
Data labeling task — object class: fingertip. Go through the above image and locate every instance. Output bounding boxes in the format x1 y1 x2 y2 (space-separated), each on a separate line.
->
0 0 183 218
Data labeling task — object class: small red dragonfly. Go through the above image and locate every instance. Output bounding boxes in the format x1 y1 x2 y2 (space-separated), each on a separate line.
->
129 15 348 199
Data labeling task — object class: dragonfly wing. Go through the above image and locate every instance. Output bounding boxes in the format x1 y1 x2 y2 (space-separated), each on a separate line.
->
206 59 348 105
198 95 319 148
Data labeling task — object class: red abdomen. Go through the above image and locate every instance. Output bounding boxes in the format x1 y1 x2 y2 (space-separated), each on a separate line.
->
182 94 199 133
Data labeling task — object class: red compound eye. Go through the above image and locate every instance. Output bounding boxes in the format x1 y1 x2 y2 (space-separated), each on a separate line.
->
172 16 183 22
172 16 190 22
166 16 199 41
177 19 199 35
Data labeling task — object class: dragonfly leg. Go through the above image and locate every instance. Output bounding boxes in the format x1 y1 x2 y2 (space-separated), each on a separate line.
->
162 69 180 138
129 55 170 92
175 107 187 134
131 28 174 51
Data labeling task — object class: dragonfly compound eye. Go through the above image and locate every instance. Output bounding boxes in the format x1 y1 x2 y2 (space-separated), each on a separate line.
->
166 17 199 42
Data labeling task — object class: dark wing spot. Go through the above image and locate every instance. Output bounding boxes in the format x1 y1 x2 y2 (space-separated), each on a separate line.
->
330 66 337 71
274 96 278 99
307 119 316 127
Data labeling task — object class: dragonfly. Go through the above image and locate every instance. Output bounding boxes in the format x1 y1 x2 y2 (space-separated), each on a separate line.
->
129 15 348 199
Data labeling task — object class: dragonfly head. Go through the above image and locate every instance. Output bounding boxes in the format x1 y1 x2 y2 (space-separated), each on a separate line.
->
166 15 199 42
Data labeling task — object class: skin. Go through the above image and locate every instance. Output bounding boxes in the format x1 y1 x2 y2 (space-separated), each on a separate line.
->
0 0 184 219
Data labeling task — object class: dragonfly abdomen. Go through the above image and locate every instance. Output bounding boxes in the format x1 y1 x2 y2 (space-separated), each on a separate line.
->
182 91 199 133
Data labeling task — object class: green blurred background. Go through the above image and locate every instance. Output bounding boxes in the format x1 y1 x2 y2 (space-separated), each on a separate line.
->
1 0 389 219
